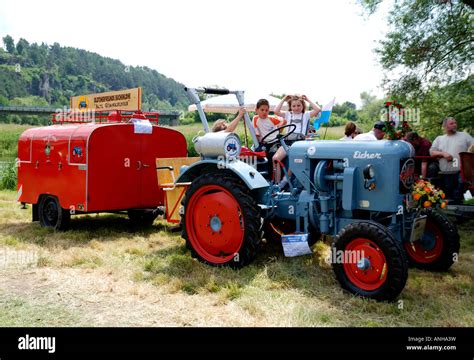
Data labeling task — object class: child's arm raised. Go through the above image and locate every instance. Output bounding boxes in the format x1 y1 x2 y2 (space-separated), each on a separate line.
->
225 107 246 133
302 95 321 117
273 95 292 117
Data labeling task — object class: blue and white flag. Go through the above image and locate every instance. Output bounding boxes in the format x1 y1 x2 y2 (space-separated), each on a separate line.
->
312 98 335 130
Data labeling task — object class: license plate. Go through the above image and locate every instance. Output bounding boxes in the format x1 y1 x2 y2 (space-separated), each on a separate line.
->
410 215 428 243
281 233 312 257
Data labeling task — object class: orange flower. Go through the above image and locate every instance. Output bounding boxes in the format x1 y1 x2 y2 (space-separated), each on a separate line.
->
423 201 432 208
441 193 445 199
423 187 431 193
413 193 421 201
440 202 446 209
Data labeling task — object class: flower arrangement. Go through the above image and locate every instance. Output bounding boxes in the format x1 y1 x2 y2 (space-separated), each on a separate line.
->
383 101 412 140
411 179 447 209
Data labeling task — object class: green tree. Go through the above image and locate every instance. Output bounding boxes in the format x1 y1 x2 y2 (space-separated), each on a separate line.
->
333 101 358 122
359 0 474 97
2 35 15 54
357 91 385 127
16 38 30 56
360 0 474 136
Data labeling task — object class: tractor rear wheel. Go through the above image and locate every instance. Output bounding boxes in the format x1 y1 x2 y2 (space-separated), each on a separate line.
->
332 222 408 301
404 208 460 271
182 172 262 268
38 195 70 231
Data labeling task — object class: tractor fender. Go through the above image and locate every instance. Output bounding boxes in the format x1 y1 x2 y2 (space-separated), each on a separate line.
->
176 159 269 191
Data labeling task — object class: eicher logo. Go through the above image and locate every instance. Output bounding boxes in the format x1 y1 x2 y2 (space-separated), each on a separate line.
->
18 334 56 354
353 151 382 159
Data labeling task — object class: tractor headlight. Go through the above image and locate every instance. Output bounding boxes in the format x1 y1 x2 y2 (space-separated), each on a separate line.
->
363 165 375 180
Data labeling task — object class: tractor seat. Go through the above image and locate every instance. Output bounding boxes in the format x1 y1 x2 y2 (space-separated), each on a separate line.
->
240 147 267 159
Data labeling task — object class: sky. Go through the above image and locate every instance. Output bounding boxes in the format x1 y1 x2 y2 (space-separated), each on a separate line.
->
0 0 392 108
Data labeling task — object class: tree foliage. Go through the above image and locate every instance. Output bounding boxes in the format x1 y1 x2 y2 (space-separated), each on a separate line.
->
0 36 190 115
2 35 15 54
359 0 473 136
360 0 473 96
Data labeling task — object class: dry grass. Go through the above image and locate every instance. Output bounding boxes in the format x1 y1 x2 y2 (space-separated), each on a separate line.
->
0 189 472 327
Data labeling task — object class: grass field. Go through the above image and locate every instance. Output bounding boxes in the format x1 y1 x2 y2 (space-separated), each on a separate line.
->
0 124 33 160
0 189 472 327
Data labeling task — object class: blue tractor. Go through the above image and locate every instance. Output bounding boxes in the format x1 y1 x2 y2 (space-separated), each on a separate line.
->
177 87 460 301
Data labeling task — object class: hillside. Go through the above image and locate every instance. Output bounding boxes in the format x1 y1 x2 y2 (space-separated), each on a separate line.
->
0 36 189 113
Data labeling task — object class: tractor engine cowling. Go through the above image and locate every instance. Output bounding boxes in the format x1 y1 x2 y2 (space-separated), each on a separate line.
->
288 140 415 214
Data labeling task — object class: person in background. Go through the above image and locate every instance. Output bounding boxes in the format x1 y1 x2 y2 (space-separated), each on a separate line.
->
405 131 432 178
340 122 356 140
212 107 246 133
354 121 386 141
430 117 473 203
353 127 363 138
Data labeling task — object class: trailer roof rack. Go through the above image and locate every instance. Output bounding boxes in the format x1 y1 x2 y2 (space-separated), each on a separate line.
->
51 109 159 124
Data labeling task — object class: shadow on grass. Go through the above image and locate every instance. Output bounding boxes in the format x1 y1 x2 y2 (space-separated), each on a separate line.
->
143 239 337 299
142 229 474 319
0 214 170 249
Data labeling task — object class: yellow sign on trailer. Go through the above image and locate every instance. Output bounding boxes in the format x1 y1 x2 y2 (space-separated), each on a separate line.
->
70 87 141 111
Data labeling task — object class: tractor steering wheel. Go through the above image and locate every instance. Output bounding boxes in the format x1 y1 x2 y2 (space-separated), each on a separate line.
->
260 124 297 147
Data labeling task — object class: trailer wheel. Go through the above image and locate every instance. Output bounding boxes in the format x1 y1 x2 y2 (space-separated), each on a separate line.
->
38 195 70 231
332 222 408 301
127 209 159 227
182 172 262 268
404 208 460 272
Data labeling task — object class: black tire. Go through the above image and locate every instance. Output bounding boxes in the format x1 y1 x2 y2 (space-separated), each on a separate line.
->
182 172 263 268
332 222 408 301
263 219 321 247
127 209 160 227
404 208 460 272
38 195 71 231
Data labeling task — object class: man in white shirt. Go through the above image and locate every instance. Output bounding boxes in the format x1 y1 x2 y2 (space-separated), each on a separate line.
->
430 117 473 203
354 121 386 141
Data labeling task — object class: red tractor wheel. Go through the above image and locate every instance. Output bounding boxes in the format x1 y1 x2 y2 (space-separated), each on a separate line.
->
404 208 460 271
182 172 262 268
332 222 408 301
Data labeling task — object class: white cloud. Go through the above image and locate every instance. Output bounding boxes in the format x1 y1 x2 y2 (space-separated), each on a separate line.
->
0 0 390 107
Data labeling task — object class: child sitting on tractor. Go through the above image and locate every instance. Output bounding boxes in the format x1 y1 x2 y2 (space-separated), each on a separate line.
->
273 94 321 187
211 107 246 132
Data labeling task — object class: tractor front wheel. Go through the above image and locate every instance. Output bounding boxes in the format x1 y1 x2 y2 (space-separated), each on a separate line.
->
404 208 460 271
38 195 70 231
332 222 408 301
182 172 262 268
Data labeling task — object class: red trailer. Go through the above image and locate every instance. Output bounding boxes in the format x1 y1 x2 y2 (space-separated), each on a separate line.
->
17 110 187 229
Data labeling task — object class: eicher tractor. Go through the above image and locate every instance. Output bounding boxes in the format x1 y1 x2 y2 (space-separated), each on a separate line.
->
164 87 460 301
